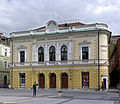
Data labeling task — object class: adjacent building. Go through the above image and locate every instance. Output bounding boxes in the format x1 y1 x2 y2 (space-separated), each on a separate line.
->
109 39 120 88
111 35 120 44
110 35 120 56
0 33 10 88
10 20 111 90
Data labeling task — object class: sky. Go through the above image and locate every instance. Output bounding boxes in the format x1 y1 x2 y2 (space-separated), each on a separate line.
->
0 0 120 36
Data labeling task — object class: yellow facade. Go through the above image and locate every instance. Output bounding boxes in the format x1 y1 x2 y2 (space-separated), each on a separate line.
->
10 20 111 90
11 65 109 89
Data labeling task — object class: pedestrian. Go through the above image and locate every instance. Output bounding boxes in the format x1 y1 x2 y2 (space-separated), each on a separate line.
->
33 82 38 96
101 81 104 91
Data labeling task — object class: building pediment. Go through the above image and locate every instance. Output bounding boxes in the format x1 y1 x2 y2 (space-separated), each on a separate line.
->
46 20 58 33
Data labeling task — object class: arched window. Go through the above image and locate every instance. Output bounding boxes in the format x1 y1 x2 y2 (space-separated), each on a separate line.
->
49 46 56 61
61 45 67 61
38 47 44 62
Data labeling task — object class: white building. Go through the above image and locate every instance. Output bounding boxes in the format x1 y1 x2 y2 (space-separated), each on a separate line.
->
0 34 10 88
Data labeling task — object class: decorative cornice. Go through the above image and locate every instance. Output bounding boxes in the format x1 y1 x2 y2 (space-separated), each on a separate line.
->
10 63 109 69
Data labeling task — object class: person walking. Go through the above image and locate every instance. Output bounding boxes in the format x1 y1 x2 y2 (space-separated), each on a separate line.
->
33 82 38 96
101 81 105 91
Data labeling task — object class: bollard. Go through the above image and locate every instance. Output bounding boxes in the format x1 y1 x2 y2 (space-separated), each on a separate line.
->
117 84 120 104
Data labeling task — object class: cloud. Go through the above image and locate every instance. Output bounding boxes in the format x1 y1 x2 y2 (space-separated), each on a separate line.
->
0 0 119 35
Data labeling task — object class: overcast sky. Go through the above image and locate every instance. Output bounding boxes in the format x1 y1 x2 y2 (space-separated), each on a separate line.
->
0 0 120 36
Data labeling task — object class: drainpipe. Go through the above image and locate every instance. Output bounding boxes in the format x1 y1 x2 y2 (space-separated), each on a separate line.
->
10 37 13 88
98 29 100 90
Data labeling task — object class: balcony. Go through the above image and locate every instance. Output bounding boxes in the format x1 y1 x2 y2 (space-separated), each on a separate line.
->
9 59 108 68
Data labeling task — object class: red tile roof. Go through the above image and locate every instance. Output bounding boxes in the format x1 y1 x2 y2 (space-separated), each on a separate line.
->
59 22 85 27
0 33 6 39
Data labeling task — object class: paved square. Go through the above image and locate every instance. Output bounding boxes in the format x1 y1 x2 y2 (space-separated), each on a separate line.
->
4 98 115 104
0 89 119 104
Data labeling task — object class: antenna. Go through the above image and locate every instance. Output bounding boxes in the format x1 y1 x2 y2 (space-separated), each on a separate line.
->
52 0 54 19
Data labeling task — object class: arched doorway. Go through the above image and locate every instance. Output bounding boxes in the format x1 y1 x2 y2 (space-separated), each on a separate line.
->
50 73 56 88
4 75 7 88
39 73 45 88
61 73 68 88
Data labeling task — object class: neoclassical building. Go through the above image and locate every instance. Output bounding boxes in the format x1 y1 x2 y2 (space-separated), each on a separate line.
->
10 20 111 89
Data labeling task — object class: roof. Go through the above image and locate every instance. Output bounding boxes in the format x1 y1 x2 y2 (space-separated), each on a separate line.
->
35 22 85 31
0 33 6 39
111 35 120 38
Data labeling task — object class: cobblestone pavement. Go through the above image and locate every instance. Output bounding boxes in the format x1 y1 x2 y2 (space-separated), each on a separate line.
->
0 88 119 104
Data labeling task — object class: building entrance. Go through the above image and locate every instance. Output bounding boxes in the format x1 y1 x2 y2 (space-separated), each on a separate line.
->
20 73 25 88
61 73 68 88
103 78 107 89
4 75 7 88
50 73 56 88
39 73 45 88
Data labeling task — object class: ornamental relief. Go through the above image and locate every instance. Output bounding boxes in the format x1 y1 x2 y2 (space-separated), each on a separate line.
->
79 40 91 45
17 45 27 49
35 44 45 52
58 43 69 50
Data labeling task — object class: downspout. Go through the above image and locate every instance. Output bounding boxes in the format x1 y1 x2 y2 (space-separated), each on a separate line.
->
98 29 100 90
10 37 13 88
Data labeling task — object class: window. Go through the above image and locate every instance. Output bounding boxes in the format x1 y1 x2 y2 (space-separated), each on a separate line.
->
49 46 56 61
61 45 67 61
20 51 25 63
20 73 25 88
38 47 44 62
4 61 7 68
5 49 7 56
82 47 89 60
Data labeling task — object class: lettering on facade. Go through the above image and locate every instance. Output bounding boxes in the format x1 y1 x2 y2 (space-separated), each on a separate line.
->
36 37 68 41
47 37 68 40
37 38 46 41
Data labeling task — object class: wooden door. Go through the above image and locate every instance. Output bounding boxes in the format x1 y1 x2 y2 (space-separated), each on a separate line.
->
50 73 56 88
61 73 68 88
39 74 45 88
